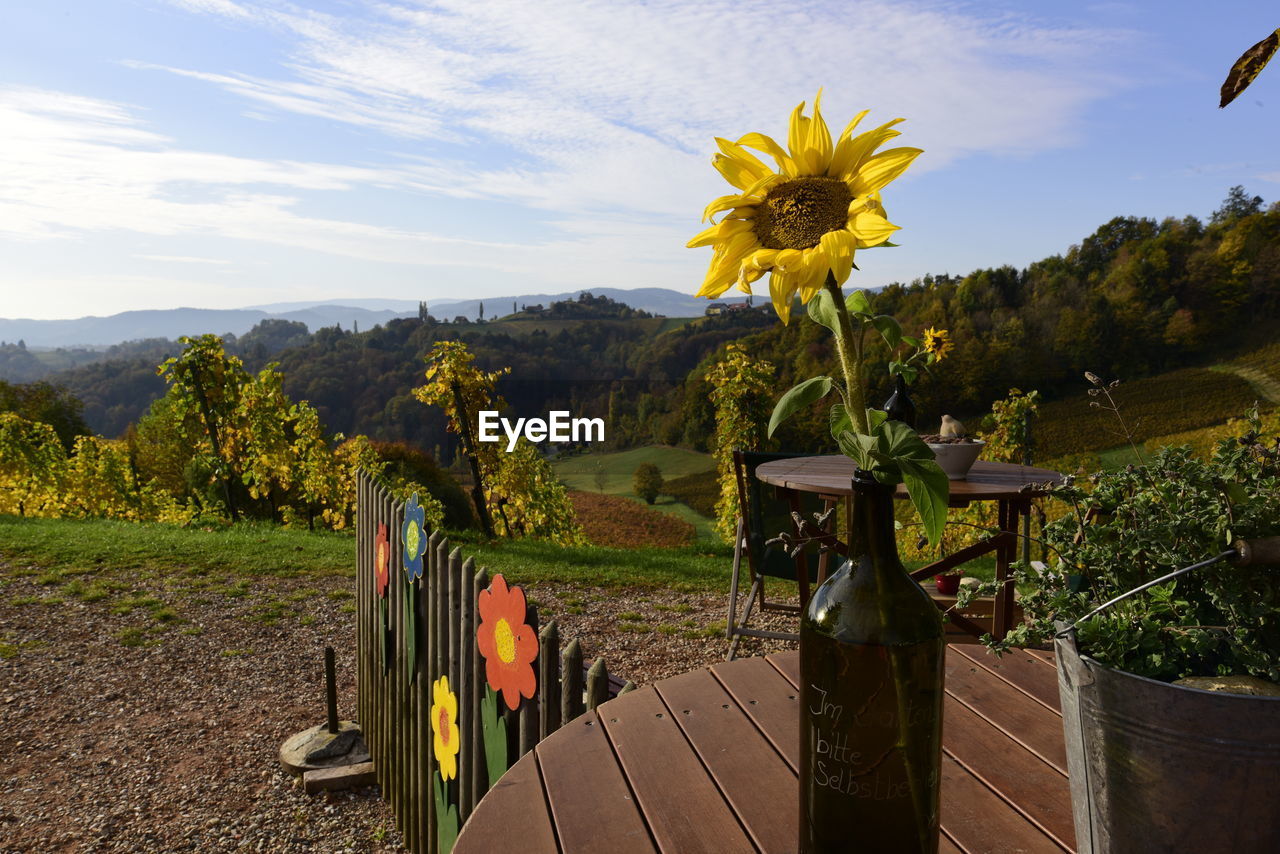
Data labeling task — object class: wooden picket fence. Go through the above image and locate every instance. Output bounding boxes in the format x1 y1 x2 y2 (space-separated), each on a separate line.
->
355 472 631 853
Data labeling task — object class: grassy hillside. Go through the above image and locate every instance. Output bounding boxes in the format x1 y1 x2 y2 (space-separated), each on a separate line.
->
1031 367 1261 460
553 446 714 492
553 446 718 541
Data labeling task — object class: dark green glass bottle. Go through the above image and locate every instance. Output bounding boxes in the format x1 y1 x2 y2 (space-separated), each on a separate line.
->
882 374 917 429
799 472 945 853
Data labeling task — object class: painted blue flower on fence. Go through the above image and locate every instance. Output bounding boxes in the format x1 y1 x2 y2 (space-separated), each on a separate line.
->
402 492 428 581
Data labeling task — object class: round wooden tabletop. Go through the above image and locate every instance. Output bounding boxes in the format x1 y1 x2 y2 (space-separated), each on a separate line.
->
755 456 1064 502
453 647 1076 853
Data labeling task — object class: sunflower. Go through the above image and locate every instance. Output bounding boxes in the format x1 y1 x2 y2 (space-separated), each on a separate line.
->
688 91 921 323
923 327 952 360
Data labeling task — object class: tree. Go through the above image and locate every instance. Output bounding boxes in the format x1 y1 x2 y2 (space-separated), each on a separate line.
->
707 344 775 542
413 340 584 545
157 335 251 521
593 461 608 493
632 463 663 504
1212 185 1264 224
479 301 484 320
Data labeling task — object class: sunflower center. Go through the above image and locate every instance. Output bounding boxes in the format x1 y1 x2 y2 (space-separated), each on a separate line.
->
494 618 516 664
753 176 852 250
438 708 451 745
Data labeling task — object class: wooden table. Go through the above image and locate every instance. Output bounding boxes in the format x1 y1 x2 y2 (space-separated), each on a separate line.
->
754 457 1063 639
455 646 1074 853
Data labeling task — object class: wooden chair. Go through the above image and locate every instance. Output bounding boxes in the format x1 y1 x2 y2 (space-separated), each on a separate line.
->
726 451 826 660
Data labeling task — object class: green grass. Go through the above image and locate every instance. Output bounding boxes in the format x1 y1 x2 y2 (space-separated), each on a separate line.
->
0 515 354 578
449 532 734 592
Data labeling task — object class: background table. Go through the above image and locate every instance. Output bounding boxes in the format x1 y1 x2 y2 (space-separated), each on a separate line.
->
755 457 1064 639
454 647 1075 854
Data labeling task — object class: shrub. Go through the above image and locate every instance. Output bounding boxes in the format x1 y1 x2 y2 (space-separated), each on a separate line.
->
632 463 663 505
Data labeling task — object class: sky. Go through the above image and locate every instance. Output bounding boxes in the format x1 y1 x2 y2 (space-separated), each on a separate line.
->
0 0 1277 320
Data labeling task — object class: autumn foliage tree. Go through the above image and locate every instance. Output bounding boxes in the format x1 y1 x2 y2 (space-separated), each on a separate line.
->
413 340 584 545
706 343 776 543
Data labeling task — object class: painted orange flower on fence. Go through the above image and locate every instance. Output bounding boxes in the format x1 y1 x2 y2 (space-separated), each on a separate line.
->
374 523 390 597
476 574 539 711
431 675 460 780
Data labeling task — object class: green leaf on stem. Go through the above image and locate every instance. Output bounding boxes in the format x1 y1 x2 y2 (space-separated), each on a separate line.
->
845 288 873 318
807 289 841 335
899 457 950 545
768 376 833 437
871 315 902 349
829 403 853 440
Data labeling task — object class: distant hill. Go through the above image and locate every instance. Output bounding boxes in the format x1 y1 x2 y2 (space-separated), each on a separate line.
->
0 288 749 349
0 306 409 349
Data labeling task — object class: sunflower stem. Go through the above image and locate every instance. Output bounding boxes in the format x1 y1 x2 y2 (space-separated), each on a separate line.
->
824 274 868 434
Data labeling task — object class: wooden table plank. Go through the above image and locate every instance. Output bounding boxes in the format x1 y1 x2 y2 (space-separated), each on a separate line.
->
453 746 559 853
939 755 1070 853
943 696 1074 848
656 667 798 854
536 713 657 854
945 656 1068 774
950 645 1062 714
709 655 802 772
600 686 757 853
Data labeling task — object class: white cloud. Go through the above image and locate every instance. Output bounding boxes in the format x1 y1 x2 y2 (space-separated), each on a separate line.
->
1 2 1134 315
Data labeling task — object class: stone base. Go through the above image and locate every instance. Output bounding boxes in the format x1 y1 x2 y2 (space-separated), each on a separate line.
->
279 721 371 777
302 760 377 793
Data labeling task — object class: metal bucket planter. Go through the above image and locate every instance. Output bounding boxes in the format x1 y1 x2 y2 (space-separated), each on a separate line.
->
1054 629 1280 853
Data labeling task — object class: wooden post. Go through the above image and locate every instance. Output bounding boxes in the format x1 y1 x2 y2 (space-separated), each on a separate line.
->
538 621 561 739
561 639 585 723
519 605 540 758
458 555 476 819
586 658 610 711
470 566 488 809
424 532 440 854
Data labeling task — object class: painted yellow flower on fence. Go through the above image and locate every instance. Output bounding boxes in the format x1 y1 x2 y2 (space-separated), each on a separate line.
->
688 91 921 323
431 676 461 781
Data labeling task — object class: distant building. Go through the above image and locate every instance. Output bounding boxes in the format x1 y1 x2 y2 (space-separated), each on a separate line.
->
454 315 469 324
523 304 546 314
705 302 728 316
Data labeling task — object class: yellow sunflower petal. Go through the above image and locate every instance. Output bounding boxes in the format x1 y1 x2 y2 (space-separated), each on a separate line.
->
803 90 833 175
848 210 900 248
687 218 753 249
445 690 457 721
769 268 799 324
847 147 922 196
787 100 810 167
702 193 752 223
713 153 766 191
819 228 857 285
738 132 796 177
826 109 871 177
830 119 904 179
796 249 830 303
715 137 773 184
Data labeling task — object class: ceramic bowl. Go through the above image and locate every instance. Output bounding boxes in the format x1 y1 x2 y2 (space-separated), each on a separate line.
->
927 440 985 480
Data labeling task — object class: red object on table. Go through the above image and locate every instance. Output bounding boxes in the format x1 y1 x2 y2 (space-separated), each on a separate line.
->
753 457 1064 640
453 647 1076 854
935 573 962 595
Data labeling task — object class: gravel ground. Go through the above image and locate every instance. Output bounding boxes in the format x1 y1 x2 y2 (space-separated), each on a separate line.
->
0 558 797 853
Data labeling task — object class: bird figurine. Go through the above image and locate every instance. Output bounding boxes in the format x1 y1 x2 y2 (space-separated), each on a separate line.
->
939 414 966 438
